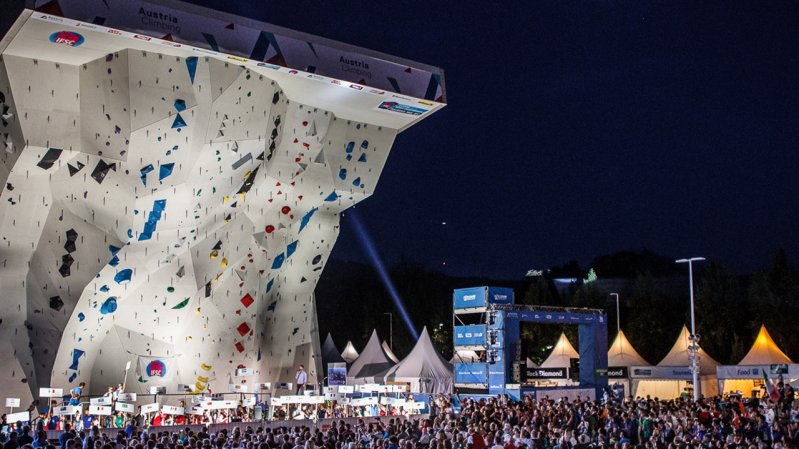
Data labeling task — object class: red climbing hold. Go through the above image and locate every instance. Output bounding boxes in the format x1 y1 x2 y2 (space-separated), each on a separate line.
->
265 225 275 233
281 206 291 214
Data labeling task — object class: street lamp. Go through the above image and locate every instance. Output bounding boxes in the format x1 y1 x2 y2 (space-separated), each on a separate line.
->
676 256 706 401
384 312 393 350
609 293 620 336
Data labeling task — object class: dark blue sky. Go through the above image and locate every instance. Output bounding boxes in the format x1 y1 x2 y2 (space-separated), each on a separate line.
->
194 0 799 279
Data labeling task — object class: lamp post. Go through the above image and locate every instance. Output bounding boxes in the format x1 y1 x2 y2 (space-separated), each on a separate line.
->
676 257 706 401
384 312 393 350
609 293 620 336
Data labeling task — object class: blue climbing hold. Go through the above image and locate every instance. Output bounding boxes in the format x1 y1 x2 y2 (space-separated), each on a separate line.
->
114 269 132 284
286 240 298 258
271 252 285 269
299 208 318 233
338 168 347 180
266 278 274 293
186 57 198 84
172 114 187 128
174 99 186 112
358 153 367 163
159 163 175 181
324 191 338 202
140 164 154 186
352 177 361 187
345 141 354 154
100 297 117 314
78 312 85 322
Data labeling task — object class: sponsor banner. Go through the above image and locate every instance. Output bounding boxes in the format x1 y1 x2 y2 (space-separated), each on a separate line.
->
376 101 428 117
607 366 629 379
7 411 29 423
117 393 136 401
115 402 135 413
161 405 184 415
54 405 78 416
454 363 487 384
140 403 159 414
533 388 596 402
716 364 798 379
5 398 20 407
630 366 693 380
138 356 174 382
328 363 347 386
39 388 63 398
89 405 112 415
454 325 486 347
526 367 568 379
32 0 446 101
453 287 486 309
90 397 112 406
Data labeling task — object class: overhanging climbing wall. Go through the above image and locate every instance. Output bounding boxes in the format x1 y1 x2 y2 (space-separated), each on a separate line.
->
0 8 444 402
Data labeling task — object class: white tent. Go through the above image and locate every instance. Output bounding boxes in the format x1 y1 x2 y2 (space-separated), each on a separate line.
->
382 327 453 394
634 326 719 399
341 341 360 364
541 333 579 367
718 325 794 396
607 330 649 396
382 340 400 364
348 330 394 382
450 350 480 364
321 333 345 374
526 358 538 368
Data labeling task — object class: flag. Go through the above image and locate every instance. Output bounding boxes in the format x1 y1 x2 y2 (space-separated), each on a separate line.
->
763 371 780 403
138 356 175 382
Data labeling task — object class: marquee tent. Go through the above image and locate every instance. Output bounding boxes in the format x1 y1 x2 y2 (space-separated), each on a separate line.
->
541 333 579 368
451 350 480 364
382 341 400 364
321 333 345 374
348 330 394 383
341 341 360 364
633 326 719 399
717 325 795 396
526 358 539 368
607 330 650 396
382 327 453 394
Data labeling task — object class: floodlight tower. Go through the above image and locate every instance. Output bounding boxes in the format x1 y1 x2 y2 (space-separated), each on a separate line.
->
676 257 705 401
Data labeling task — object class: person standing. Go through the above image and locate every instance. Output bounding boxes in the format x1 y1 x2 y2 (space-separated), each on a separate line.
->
295 365 307 394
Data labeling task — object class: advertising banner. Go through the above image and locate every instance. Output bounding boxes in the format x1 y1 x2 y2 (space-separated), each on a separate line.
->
716 364 798 379
630 366 692 380
454 287 486 309
137 356 175 382
525 367 568 379
328 362 347 386
607 366 629 379
454 325 486 347
454 363 487 384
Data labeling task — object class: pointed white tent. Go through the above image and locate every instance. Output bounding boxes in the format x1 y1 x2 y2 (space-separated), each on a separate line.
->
526 358 539 368
450 350 480 364
658 326 719 374
382 340 400 364
321 333 345 372
541 333 579 368
341 341 360 364
383 327 453 393
720 325 794 395
739 325 792 365
608 330 649 367
634 326 719 399
348 330 394 381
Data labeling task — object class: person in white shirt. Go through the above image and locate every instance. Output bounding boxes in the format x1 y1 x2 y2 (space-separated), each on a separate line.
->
295 365 308 394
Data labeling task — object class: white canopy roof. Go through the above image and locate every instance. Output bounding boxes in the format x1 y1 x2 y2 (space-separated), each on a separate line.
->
383 327 453 394
608 330 650 367
450 350 480 364
541 333 579 368
382 341 400 364
526 358 538 368
348 330 393 379
658 326 719 375
739 325 793 365
341 340 360 364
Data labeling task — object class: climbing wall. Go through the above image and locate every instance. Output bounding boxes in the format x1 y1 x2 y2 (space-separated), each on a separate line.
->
0 46 401 401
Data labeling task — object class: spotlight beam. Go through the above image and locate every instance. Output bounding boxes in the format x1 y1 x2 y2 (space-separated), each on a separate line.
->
348 209 419 340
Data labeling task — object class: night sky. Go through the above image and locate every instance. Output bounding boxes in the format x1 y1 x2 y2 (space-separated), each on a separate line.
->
197 1 797 278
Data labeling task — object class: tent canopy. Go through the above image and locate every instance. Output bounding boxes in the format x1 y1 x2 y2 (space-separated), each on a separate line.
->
658 326 719 375
738 325 793 365
383 327 453 394
348 330 394 379
541 333 579 368
608 330 650 367
322 333 345 367
341 341 360 364
382 340 400 364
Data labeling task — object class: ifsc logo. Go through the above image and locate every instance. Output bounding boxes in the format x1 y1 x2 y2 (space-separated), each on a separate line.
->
146 360 167 377
49 31 85 47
